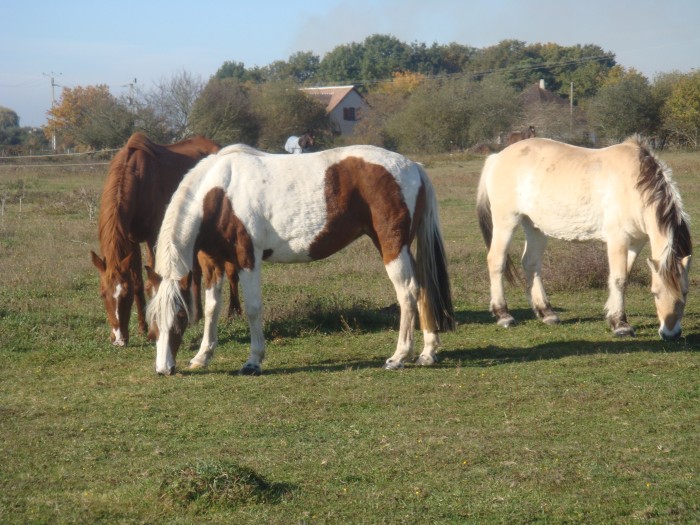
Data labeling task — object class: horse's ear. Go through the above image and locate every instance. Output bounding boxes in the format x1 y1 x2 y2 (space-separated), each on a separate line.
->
681 255 692 272
91 251 106 273
180 272 193 290
144 265 162 290
118 253 134 274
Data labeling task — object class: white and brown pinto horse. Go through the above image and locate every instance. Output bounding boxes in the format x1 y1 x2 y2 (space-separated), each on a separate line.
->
477 136 691 340
284 130 315 154
147 144 455 375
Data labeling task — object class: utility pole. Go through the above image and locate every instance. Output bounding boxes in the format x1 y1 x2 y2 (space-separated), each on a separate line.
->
43 72 61 150
570 81 574 140
122 78 137 109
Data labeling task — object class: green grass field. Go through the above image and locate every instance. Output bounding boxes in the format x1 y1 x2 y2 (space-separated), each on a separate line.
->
1 150 698 524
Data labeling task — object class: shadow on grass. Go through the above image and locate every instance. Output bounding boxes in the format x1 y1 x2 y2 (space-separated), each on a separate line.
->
175 305 699 376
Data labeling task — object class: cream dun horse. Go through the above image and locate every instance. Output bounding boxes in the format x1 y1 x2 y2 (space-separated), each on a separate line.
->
477 136 691 340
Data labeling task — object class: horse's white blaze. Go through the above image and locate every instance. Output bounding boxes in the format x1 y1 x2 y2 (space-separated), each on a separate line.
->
155 336 176 375
111 283 126 345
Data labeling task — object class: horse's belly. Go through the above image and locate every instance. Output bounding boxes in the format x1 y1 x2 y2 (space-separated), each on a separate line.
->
523 200 605 241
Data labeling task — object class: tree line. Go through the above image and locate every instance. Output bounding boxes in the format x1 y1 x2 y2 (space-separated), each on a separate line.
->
2 35 700 154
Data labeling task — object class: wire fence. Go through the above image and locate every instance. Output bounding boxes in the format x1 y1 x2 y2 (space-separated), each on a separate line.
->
0 149 118 169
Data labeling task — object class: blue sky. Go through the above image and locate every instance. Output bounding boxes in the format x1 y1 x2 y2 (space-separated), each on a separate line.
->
3 0 699 127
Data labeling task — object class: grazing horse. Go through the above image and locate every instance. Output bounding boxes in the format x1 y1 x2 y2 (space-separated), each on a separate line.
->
90 132 240 347
477 136 691 340
146 144 455 375
284 130 315 154
506 125 536 146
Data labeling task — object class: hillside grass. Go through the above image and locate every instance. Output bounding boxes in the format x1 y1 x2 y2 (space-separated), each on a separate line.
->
0 150 699 524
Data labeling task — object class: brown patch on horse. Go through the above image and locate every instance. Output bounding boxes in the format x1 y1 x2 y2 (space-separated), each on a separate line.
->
198 187 256 272
309 156 417 264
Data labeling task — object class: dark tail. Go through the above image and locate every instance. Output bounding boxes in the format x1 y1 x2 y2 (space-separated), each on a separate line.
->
415 166 455 332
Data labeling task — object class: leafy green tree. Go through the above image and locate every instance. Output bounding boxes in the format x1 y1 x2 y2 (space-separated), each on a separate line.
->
384 75 519 153
359 34 412 82
189 78 258 145
662 71 700 148
215 61 248 81
318 41 364 84
249 80 329 151
287 51 321 83
0 107 20 129
588 68 659 141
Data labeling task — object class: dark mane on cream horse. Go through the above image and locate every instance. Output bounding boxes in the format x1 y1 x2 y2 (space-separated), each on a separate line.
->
477 135 691 340
147 144 455 375
90 132 240 346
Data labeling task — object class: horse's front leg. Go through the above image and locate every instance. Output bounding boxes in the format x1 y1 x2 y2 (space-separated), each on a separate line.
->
238 265 266 375
383 249 418 370
190 255 225 369
131 244 148 335
605 241 634 337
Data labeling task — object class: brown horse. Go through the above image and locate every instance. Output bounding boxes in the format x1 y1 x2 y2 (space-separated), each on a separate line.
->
90 132 239 346
506 125 536 146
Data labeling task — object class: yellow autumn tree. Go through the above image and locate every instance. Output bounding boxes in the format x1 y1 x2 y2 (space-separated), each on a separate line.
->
45 85 131 149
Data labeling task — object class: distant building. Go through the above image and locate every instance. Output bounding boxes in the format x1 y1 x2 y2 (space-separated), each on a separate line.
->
300 85 367 136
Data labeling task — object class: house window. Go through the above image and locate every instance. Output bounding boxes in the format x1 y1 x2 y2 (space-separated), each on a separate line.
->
343 107 356 121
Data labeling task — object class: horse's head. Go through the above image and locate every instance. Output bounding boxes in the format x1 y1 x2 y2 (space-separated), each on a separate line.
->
91 251 134 346
145 267 192 375
647 255 691 340
300 130 315 149
527 126 536 138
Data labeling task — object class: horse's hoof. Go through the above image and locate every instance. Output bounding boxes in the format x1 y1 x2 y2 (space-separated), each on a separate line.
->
189 360 206 370
415 354 437 366
542 314 560 325
383 359 404 371
497 316 516 328
240 364 262 376
613 325 635 337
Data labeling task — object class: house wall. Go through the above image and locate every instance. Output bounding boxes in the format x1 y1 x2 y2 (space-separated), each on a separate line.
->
329 91 367 136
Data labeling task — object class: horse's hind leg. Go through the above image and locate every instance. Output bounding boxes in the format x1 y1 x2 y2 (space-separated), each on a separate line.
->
487 217 518 327
605 240 635 337
383 247 419 370
225 261 242 318
238 261 266 375
521 219 559 324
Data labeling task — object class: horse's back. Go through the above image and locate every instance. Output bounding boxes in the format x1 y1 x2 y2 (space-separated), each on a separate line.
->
482 138 645 241
175 145 425 263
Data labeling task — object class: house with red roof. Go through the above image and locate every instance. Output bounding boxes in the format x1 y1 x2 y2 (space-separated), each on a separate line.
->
300 85 367 136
